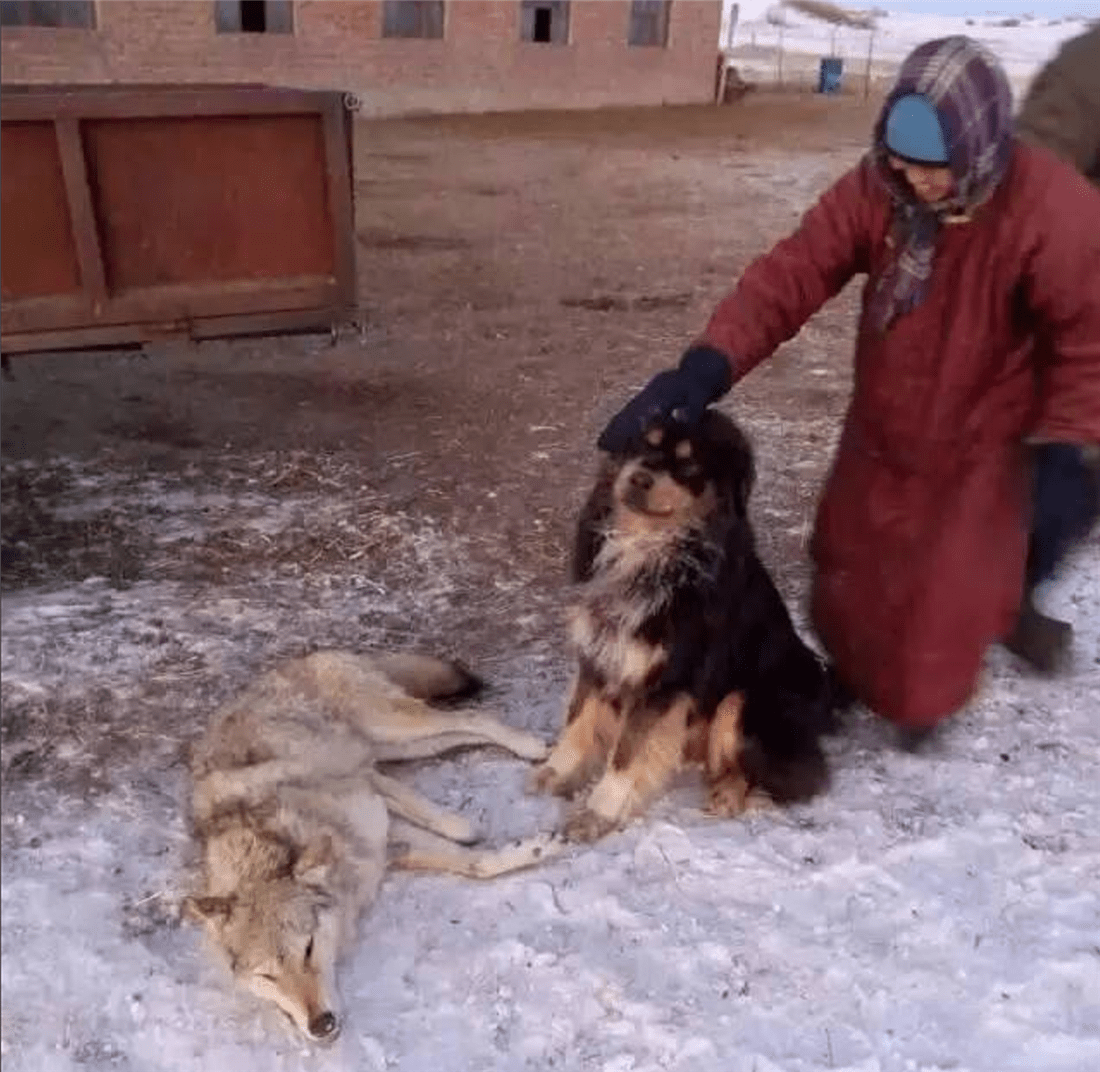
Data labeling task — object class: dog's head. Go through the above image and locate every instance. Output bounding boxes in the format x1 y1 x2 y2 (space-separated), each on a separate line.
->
184 836 343 1044
573 409 756 580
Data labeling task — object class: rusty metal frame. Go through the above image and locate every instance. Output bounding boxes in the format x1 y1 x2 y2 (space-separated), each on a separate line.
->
1 84 357 355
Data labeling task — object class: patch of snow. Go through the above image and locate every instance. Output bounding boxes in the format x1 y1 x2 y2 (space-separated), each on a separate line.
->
723 4 1093 94
2 452 1098 1071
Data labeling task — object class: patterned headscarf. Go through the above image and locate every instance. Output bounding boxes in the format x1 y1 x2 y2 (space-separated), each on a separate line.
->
870 36 1014 333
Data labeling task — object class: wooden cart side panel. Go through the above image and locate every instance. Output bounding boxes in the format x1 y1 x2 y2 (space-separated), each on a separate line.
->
0 120 82 300
321 95 358 313
83 113 337 291
0 86 334 122
1 85 359 355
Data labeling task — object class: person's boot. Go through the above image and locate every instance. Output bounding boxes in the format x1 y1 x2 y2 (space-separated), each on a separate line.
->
1003 591 1073 674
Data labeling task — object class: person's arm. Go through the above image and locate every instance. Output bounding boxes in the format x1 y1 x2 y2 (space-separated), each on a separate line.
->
1015 28 1100 180
1022 164 1100 447
598 160 878 452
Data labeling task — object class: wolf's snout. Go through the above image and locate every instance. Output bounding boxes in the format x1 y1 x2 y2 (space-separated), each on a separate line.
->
309 1011 339 1041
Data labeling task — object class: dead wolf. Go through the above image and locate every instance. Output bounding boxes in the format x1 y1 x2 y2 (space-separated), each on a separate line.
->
184 650 560 1043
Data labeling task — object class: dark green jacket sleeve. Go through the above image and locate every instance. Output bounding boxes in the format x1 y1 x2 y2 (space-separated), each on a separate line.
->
1016 25 1100 186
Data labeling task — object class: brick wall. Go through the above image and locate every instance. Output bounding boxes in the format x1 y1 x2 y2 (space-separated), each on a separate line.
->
0 1 723 114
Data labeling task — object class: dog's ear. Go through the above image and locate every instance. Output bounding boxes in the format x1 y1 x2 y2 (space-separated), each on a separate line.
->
701 409 756 518
572 459 616 583
716 435 755 519
183 894 236 925
294 835 335 885
732 449 756 518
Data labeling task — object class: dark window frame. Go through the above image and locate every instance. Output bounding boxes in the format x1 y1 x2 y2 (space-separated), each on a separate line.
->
381 1 445 40
0 1 96 29
214 0 294 35
627 0 671 48
519 0 569 46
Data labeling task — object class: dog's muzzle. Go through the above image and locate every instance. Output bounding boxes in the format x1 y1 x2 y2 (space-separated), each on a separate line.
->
623 468 656 513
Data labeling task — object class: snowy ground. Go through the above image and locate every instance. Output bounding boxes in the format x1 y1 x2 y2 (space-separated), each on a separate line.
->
2 459 1098 1072
3 86 1100 1072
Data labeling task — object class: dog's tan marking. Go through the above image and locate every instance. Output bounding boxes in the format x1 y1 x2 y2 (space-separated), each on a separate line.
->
706 773 753 817
675 439 693 459
708 779 774 817
566 695 693 841
706 692 744 779
529 687 621 799
645 426 665 446
569 606 667 691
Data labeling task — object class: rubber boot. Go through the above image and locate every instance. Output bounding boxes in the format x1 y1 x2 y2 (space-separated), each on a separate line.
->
1002 590 1073 675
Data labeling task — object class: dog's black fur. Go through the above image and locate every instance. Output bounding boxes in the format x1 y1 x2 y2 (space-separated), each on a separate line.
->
571 409 835 805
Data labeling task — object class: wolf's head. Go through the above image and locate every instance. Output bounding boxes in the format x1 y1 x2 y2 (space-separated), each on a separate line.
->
185 837 343 1043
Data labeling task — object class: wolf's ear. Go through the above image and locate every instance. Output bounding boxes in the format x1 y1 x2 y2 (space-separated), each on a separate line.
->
183 894 235 925
294 835 335 884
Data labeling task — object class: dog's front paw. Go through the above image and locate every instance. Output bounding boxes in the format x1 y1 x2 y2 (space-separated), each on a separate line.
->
563 807 617 843
706 773 751 818
527 763 579 799
707 775 772 818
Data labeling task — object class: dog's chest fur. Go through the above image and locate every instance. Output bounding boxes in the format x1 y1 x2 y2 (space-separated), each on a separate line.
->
570 528 716 692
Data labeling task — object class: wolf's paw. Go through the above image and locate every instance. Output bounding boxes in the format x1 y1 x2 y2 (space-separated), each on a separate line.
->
563 807 617 844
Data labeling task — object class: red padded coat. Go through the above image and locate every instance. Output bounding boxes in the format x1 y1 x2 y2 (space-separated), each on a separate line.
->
700 143 1100 727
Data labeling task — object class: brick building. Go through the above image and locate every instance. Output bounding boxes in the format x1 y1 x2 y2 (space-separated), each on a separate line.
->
0 1 724 114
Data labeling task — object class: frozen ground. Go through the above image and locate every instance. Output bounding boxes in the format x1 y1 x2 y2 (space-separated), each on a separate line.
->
2 461 1097 1072
3 94 1099 1072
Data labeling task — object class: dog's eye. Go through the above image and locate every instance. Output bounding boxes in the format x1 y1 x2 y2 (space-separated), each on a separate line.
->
258 972 278 983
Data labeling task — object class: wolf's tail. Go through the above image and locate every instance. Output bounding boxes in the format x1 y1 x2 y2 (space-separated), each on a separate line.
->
372 653 484 701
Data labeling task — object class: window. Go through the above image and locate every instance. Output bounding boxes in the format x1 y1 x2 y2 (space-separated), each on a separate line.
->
382 1 444 39
628 0 670 48
520 1 569 45
214 0 293 35
0 1 96 28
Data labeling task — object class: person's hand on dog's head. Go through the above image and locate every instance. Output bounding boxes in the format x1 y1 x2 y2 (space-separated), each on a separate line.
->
597 345 733 454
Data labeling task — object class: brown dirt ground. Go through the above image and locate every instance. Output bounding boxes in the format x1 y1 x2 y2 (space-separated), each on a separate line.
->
1 92 882 667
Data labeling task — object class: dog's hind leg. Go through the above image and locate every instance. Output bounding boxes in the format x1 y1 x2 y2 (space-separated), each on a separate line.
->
528 669 621 799
388 819 565 878
367 770 477 845
565 694 692 842
702 692 763 818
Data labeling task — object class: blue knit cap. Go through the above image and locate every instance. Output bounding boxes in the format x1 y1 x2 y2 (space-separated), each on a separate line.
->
884 93 949 164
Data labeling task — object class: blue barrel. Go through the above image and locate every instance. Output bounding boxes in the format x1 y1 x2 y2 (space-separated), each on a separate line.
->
818 56 844 94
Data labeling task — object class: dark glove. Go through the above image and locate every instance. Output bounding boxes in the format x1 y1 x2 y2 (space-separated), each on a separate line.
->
1025 442 1100 588
597 345 733 454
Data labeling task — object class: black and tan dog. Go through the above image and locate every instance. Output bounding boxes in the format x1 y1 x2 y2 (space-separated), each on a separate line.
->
530 410 835 841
